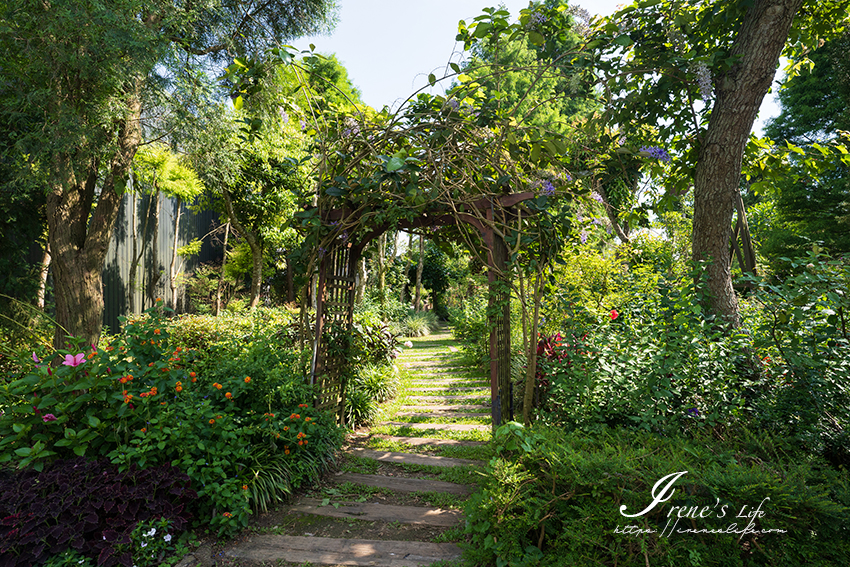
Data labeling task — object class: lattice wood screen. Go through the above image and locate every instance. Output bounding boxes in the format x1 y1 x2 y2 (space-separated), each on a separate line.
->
312 242 358 423
488 233 513 427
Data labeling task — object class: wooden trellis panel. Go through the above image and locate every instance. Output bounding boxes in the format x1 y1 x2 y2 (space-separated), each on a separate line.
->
488 232 513 427
311 242 358 424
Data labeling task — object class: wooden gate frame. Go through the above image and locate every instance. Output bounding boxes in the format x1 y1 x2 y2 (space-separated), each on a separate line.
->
310 193 535 428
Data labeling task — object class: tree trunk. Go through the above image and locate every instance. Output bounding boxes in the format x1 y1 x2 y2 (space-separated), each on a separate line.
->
414 235 424 311
692 0 803 324
215 222 230 316
595 181 630 243
47 91 141 349
169 197 183 309
377 232 386 304
522 273 543 425
36 243 51 310
221 188 262 309
355 255 367 304
145 191 162 310
285 252 295 303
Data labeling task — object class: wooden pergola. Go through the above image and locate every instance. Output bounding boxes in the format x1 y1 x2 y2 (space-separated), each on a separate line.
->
309 192 536 430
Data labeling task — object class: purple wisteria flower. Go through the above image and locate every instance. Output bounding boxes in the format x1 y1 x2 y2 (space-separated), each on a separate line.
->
446 98 460 111
590 191 604 203
686 407 700 417
300 119 307 131
580 231 588 244
640 145 671 162
279 110 289 123
528 12 548 28
540 180 555 196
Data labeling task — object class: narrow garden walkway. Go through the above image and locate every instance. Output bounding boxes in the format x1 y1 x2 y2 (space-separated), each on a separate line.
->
220 327 492 567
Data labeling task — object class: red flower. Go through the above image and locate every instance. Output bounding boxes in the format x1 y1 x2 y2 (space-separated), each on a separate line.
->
610 309 619 320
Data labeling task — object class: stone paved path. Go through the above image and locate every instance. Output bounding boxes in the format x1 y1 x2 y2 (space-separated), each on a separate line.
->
219 326 491 567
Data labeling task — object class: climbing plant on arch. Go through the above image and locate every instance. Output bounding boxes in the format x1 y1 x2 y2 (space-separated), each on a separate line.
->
226 4 601 426
283 8 589 428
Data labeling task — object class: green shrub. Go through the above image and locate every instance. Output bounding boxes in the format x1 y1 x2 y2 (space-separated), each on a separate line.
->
464 423 850 567
743 250 850 465
344 363 398 427
0 302 343 537
394 310 439 337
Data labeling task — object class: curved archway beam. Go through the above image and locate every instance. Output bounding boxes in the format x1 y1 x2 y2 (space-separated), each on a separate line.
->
312 191 537 429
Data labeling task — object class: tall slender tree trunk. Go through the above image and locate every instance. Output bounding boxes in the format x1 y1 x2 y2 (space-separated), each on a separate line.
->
145 191 162 310
377 232 386 304
216 222 230 316
692 0 803 324
36 244 51 310
414 235 424 311
221 188 262 309
285 252 295 304
169 197 183 309
522 273 543 425
355 255 367 304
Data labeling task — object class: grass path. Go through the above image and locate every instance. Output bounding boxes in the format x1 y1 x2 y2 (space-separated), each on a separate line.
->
211 327 491 567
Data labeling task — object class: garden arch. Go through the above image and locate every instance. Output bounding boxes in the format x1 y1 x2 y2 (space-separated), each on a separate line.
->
310 192 536 429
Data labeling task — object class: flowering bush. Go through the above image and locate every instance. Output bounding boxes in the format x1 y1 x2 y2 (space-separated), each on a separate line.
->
0 302 343 539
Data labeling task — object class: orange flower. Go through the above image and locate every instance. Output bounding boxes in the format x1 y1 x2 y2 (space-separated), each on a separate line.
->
244 377 251 383
242 485 248 490
283 426 289 431
141 428 147 433
154 329 161 335
303 440 307 445
298 440 303 446
225 392 232 399
209 419 215 424
276 433 280 438
148 362 154 367
123 390 128 396
155 297 162 302
284 449 290 455
175 386 183 392
214 383 222 390
192 378 197 383
223 512 231 518
189 371 196 378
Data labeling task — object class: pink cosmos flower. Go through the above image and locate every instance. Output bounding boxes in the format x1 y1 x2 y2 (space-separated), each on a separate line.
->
32 352 40 363
62 353 86 367
42 414 57 422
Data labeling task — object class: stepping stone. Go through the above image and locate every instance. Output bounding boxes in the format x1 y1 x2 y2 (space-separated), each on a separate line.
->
410 395 489 402
225 535 462 566
332 472 472 495
400 405 490 413
395 412 487 419
347 447 482 467
409 386 486 392
410 379 484 385
291 499 462 526
376 435 487 447
385 422 490 432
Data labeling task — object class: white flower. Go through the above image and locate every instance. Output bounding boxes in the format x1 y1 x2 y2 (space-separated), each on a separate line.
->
164 534 172 542
403 341 413 349
141 542 147 548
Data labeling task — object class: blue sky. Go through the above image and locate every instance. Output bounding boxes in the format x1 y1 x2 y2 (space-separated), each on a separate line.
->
293 0 780 132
